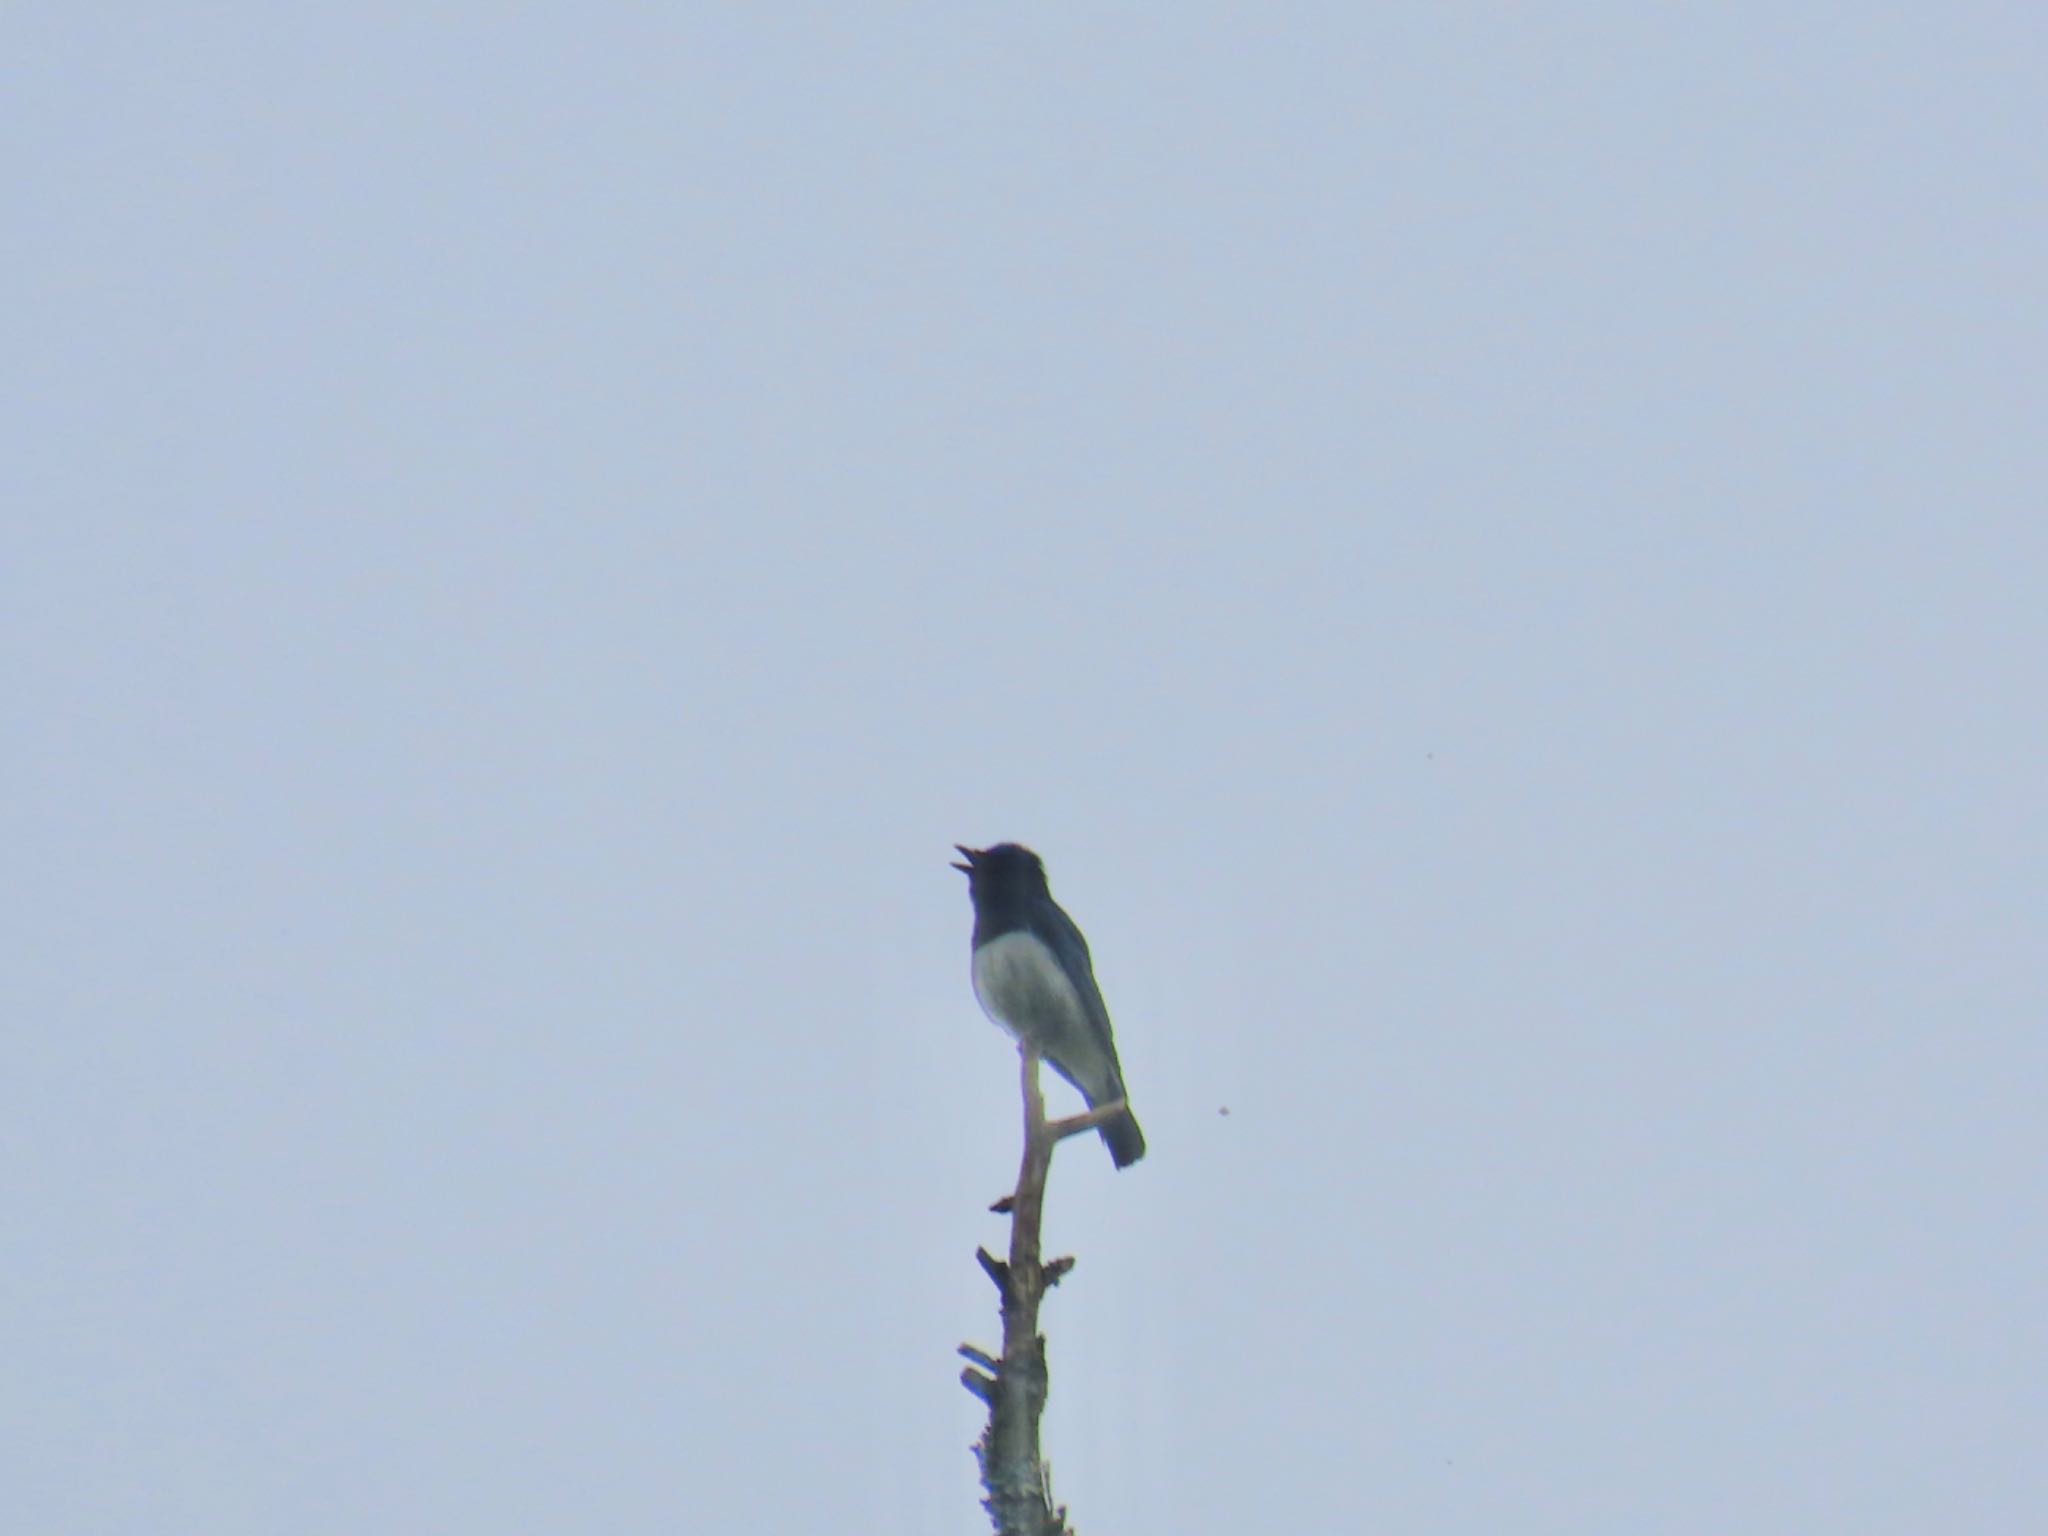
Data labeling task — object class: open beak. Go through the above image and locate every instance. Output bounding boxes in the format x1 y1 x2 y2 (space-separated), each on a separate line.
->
951 844 978 874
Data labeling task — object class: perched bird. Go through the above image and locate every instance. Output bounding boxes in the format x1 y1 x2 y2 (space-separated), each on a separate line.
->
952 843 1146 1168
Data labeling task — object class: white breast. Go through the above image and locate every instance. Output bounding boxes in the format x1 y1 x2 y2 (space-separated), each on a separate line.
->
971 931 1087 1050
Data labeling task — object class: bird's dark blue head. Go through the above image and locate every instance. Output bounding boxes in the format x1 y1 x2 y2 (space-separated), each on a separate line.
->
952 843 1050 907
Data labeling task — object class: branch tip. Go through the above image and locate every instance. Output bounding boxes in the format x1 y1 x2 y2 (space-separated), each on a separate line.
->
975 1246 1010 1291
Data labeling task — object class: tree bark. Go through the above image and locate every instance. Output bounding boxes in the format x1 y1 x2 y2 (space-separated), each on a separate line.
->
960 1049 1127 1536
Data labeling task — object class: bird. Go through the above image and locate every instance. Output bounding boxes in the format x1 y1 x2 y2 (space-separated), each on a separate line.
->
952 843 1145 1168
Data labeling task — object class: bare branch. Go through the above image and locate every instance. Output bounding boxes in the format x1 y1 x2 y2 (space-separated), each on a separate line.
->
959 1048 1079 1536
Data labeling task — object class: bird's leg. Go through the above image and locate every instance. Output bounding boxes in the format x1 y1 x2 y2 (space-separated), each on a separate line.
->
1046 1097 1130 1143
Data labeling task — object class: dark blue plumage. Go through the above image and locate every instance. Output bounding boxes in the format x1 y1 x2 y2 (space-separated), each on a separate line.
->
952 843 1145 1168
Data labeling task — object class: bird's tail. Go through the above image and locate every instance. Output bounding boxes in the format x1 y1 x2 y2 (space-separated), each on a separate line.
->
1100 1105 1146 1169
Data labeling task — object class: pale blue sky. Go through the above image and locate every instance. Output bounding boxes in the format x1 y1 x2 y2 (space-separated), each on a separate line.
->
8 7 2046 1532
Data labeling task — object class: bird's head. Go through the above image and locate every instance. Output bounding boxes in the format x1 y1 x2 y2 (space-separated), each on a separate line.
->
952 842 1048 894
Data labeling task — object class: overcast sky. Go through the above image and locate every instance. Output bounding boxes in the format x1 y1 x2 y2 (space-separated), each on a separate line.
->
8 7 2046 1533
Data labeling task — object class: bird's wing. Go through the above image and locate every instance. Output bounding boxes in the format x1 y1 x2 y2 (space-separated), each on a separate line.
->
1027 901 1126 1085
